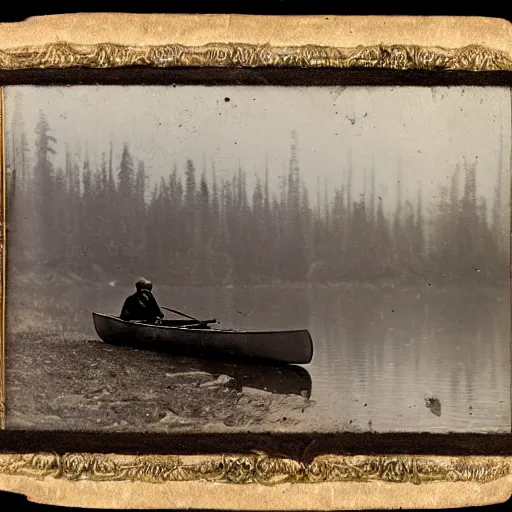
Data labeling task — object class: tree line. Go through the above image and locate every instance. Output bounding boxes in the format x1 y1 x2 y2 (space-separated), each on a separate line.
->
5 112 510 286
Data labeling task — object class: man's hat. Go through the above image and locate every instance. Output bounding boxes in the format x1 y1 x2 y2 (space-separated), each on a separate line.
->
135 277 152 290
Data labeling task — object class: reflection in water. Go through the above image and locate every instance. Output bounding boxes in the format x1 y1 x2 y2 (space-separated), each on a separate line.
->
304 284 511 433
13 282 511 432
164 356 312 398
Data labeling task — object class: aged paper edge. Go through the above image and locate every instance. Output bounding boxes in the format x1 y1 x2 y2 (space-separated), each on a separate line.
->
0 474 511 510
0 12 511 510
0 13 510 54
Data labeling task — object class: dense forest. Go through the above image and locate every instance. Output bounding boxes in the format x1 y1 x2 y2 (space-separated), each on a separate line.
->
5 111 510 287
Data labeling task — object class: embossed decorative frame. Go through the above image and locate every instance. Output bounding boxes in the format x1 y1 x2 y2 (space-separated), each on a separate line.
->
0 13 511 509
0 41 511 71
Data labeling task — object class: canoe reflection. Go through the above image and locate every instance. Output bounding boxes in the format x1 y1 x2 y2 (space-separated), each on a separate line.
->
111 337 313 397
172 357 313 398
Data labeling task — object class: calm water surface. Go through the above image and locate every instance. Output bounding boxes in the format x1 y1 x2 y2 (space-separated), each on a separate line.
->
49 283 512 433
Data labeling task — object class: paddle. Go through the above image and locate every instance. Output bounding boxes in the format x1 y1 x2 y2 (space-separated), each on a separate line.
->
161 306 217 325
161 306 198 321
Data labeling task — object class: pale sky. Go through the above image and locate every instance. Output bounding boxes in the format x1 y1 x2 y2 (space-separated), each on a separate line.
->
4 85 511 215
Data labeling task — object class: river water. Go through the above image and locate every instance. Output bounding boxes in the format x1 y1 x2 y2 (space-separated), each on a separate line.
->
50 281 510 433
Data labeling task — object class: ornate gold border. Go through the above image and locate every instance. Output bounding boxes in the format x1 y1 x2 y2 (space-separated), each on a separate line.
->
0 42 511 71
0 452 510 485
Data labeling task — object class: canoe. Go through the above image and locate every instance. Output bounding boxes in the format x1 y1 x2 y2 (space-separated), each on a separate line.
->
92 312 314 365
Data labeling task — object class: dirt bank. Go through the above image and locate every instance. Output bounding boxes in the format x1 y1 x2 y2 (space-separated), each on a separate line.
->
5 330 352 433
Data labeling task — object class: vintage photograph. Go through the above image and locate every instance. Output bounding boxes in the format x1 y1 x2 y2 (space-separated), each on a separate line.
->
3 84 511 434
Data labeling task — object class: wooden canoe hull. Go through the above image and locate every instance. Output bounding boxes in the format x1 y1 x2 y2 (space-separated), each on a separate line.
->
92 313 314 365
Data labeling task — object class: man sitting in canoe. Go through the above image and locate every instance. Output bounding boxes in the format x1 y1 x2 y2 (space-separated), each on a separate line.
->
120 278 165 325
